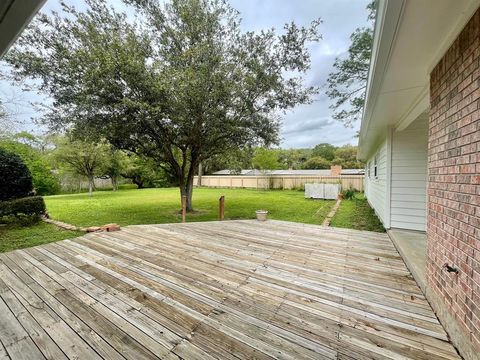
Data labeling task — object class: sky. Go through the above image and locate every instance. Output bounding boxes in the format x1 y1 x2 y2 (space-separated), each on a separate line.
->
0 0 370 148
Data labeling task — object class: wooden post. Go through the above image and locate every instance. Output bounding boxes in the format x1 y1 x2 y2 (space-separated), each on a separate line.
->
219 196 225 221
181 195 187 223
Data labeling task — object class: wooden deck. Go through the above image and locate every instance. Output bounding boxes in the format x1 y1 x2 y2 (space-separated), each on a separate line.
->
0 220 461 360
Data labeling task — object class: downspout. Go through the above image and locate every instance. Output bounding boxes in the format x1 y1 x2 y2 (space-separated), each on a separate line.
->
385 126 393 229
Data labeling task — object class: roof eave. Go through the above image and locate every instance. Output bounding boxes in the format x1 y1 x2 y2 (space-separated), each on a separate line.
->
358 0 406 160
0 0 47 58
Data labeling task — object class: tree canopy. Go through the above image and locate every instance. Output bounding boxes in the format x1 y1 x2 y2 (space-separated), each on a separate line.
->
326 1 375 127
5 0 321 210
302 156 331 170
331 145 363 169
207 143 363 172
252 148 283 171
53 137 108 197
311 143 336 161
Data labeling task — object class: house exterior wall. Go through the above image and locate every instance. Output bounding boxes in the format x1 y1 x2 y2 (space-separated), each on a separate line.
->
364 138 389 226
427 8 480 358
391 116 428 231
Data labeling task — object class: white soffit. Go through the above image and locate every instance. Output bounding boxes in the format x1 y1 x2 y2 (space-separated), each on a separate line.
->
0 0 46 58
358 0 480 159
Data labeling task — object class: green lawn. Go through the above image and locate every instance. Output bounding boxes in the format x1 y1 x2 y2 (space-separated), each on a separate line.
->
44 187 336 227
330 193 385 232
1 188 384 253
0 222 82 253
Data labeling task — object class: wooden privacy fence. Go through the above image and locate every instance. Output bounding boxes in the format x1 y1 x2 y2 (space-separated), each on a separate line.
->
194 175 364 191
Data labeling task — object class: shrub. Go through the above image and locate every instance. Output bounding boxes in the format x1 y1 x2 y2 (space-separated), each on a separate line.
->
26 159 61 196
0 148 34 200
342 187 356 200
0 196 46 218
0 139 61 196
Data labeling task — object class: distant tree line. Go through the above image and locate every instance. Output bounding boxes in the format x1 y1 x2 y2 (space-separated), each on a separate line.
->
1 131 364 198
203 142 364 173
0 132 175 197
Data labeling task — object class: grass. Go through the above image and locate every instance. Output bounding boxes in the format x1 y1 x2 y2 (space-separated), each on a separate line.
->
0 221 82 253
330 193 385 232
0 188 384 253
44 187 336 227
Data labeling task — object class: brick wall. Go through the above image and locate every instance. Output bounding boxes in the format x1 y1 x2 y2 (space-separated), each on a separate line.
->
330 165 342 176
428 8 480 356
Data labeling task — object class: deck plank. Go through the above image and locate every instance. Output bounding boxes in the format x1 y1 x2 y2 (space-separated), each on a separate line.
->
0 220 461 359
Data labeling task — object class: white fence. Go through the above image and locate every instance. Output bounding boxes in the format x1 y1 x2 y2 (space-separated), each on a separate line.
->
305 183 342 199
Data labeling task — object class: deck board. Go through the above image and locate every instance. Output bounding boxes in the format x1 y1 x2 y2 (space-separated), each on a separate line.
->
0 220 461 359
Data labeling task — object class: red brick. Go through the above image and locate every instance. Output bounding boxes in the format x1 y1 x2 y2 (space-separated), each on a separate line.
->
428 7 480 353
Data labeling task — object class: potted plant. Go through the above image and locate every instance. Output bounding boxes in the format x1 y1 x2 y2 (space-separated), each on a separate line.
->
255 210 268 221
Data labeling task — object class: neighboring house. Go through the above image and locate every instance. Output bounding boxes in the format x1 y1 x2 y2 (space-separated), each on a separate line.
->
212 167 364 176
212 169 331 176
212 169 269 176
339 168 365 175
359 1 480 358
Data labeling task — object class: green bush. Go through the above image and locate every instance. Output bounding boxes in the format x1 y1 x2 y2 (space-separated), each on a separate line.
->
0 196 46 218
0 148 34 201
27 159 61 196
0 139 61 196
342 187 356 200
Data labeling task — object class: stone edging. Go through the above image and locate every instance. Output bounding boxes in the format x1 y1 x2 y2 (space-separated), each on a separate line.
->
41 216 120 233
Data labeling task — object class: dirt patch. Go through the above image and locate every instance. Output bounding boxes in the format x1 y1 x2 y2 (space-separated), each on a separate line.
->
322 199 342 227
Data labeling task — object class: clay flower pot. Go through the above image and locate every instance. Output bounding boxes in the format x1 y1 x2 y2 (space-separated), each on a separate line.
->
255 210 268 221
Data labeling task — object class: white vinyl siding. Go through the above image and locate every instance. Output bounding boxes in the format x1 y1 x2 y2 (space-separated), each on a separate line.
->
365 138 388 225
390 117 428 231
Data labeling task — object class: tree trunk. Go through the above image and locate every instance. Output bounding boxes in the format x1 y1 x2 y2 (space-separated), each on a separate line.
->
179 173 195 212
197 162 203 187
132 176 144 189
179 184 194 212
186 176 194 212
88 176 94 197
111 175 118 191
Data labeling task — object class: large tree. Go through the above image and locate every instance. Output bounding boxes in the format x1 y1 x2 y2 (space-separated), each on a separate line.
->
100 147 124 191
326 1 375 127
5 0 321 211
53 137 107 197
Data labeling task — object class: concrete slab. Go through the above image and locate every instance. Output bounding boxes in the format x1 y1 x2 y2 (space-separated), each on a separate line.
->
388 228 427 292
